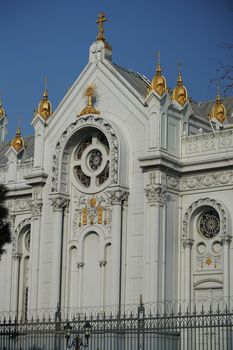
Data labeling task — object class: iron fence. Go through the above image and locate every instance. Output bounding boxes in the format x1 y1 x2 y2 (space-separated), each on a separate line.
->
0 299 233 350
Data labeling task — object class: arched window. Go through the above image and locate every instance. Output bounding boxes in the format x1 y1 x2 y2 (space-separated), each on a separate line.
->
16 224 31 318
72 128 110 193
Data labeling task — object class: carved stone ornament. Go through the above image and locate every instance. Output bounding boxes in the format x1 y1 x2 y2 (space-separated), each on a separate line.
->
31 199 43 216
182 238 194 249
145 186 167 203
181 171 233 190
221 236 232 245
77 262 84 269
51 115 119 193
182 129 233 157
142 171 233 193
182 198 228 239
51 197 70 211
108 190 129 205
73 189 112 234
7 198 32 213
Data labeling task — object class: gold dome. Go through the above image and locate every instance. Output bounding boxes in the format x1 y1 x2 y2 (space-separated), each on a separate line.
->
172 65 188 106
0 102 5 119
11 127 24 152
37 81 52 120
209 93 227 124
148 51 167 97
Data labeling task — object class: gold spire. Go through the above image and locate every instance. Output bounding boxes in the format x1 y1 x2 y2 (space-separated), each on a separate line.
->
208 87 227 124
96 12 107 41
172 63 188 106
148 51 167 97
37 78 52 120
78 85 100 117
96 12 112 50
11 116 24 152
0 96 5 119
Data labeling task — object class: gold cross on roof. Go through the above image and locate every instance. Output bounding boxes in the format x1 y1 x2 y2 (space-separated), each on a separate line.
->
96 12 107 41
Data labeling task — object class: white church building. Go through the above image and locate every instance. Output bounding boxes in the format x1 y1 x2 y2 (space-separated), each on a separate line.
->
0 13 233 316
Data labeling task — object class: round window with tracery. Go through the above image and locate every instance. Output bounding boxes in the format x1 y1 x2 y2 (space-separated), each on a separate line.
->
73 129 110 193
198 210 220 239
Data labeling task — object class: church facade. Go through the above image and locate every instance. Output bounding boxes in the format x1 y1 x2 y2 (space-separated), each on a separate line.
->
0 13 233 316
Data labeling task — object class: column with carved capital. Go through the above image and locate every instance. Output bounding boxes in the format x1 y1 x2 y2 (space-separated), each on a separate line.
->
221 236 232 299
182 238 194 301
99 260 107 308
11 253 22 313
145 180 167 303
50 194 70 308
8 214 16 311
108 189 128 307
28 197 43 310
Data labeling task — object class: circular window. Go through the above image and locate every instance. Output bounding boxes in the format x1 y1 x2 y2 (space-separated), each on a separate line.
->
198 210 220 239
73 129 110 193
88 149 103 170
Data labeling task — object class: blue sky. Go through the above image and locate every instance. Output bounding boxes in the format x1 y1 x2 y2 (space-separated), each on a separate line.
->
1 0 232 139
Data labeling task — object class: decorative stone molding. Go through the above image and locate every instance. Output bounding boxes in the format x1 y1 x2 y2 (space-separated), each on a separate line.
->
99 260 107 267
12 217 31 254
181 171 233 190
183 198 228 239
15 218 31 236
51 115 119 193
77 262 84 269
7 198 32 213
182 129 233 158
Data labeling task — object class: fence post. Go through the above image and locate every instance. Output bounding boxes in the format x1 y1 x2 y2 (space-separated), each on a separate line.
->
138 295 145 350
55 303 62 350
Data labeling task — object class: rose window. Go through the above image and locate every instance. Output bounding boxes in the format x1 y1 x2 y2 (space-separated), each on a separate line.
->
73 130 110 193
199 210 220 239
89 150 103 170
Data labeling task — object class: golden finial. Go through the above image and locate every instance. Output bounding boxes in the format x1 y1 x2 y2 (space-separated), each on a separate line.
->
11 115 24 152
208 86 227 124
37 77 52 120
78 85 100 117
172 63 188 106
0 95 5 119
96 12 107 41
156 50 162 74
147 50 167 97
177 63 183 85
43 77 48 98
